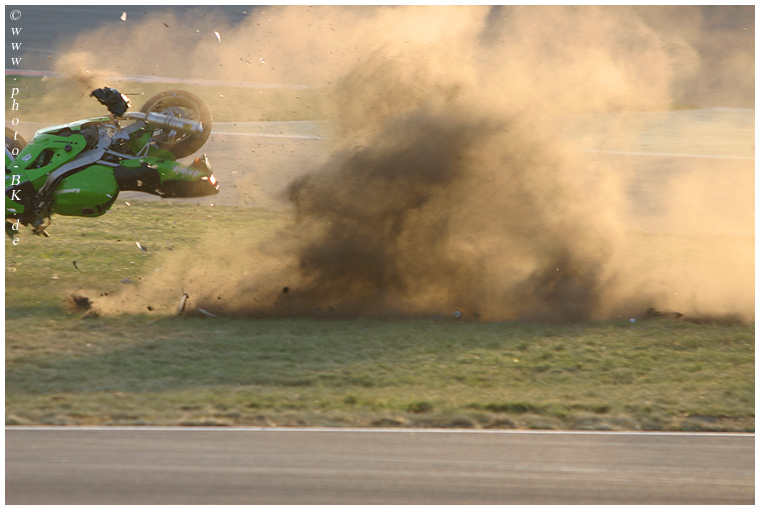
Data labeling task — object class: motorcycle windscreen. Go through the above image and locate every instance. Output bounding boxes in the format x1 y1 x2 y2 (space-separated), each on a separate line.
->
51 164 119 217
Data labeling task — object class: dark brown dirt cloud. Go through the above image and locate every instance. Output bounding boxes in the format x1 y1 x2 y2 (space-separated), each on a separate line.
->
56 6 754 322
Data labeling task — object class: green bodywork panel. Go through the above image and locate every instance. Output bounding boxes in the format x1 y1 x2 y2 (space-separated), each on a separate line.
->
10 133 89 189
50 164 118 217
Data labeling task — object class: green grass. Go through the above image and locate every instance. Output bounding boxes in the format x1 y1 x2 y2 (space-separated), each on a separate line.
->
5 201 755 430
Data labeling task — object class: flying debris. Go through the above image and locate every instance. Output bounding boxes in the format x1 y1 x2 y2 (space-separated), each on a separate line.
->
134 235 148 252
177 292 189 315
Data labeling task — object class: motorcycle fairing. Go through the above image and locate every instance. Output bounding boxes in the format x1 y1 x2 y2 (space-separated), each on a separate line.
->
113 155 219 198
51 164 119 217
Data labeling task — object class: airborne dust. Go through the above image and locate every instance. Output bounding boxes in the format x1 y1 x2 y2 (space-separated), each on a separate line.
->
55 6 754 322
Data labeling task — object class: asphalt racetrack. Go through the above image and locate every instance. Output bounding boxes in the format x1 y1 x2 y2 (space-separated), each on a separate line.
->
5 428 754 505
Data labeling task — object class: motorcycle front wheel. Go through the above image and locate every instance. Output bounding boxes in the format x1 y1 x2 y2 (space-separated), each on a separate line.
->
140 90 213 158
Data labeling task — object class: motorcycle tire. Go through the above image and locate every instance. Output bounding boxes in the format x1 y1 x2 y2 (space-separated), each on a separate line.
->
139 90 212 159
5 127 27 157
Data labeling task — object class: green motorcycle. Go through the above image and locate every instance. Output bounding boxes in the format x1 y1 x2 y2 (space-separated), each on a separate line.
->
5 87 219 238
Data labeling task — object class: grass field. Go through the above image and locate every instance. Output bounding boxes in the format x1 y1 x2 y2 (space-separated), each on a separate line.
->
5 201 754 431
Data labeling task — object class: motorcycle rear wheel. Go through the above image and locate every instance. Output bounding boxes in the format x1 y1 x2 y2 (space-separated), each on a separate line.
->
139 90 212 158
5 127 27 157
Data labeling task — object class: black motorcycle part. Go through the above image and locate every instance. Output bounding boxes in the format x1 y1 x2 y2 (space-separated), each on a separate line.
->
5 179 35 216
4 127 27 161
90 88 131 117
113 164 163 195
157 178 219 198
114 163 218 197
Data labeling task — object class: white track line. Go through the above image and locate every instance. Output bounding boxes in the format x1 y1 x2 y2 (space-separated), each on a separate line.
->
5 426 753 437
5 69 311 89
583 149 754 160
211 131 322 140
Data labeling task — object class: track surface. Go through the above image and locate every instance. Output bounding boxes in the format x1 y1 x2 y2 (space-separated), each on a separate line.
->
5 428 754 505
5 5 252 71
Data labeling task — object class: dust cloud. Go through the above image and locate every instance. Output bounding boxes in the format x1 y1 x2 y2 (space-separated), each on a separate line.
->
56 6 754 322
